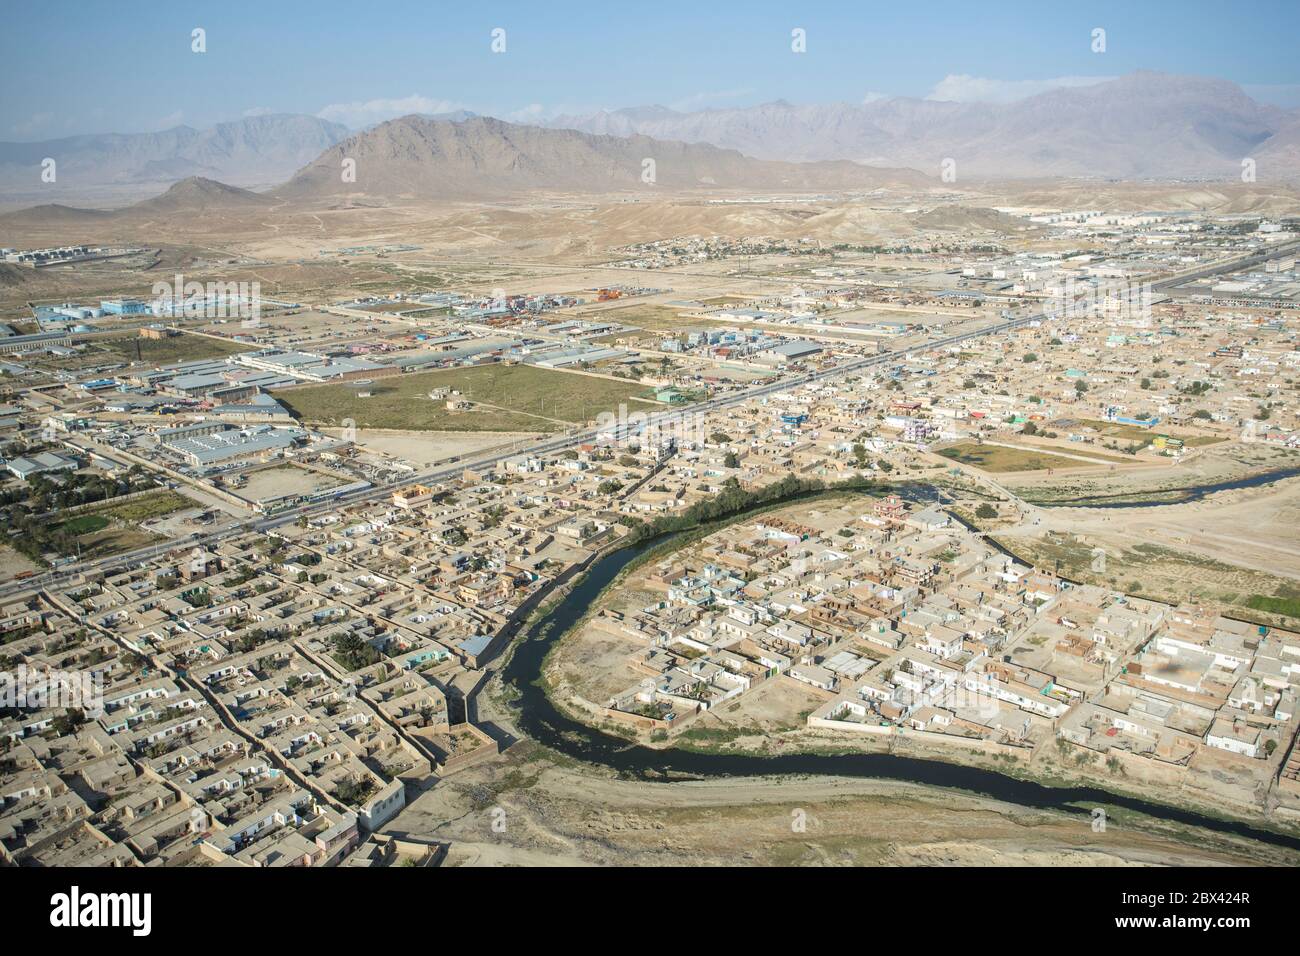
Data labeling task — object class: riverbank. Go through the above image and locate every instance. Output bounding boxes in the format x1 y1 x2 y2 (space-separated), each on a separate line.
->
389 738 1298 866
1004 442 1300 506
476 482 1300 862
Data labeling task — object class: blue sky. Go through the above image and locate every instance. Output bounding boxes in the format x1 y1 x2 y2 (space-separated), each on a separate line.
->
3 0 1299 139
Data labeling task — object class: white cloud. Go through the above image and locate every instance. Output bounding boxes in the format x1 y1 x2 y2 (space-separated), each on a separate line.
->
861 91 890 104
926 74 1114 104
317 94 465 128
155 110 185 129
242 106 274 118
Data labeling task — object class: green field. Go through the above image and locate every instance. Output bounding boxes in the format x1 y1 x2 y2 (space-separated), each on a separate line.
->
60 514 111 535
1245 594 1300 621
278 363 662 432
938 442 1120 473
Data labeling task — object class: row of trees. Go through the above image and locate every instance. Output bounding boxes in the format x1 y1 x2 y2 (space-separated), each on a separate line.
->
1 465 155 513
620 473 885 545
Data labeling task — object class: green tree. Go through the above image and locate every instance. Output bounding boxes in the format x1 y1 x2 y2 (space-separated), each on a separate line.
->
51 709 86 737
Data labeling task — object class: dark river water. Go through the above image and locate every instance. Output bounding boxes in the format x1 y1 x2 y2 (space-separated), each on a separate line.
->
499 499 1300 854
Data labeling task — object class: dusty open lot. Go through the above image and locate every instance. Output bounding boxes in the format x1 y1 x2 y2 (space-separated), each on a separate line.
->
0 545 41 580
965 442 1300 625
386 741 1297 867
703 675 829 735
235 463 343 502
993 479 1300 626
340 428 537 467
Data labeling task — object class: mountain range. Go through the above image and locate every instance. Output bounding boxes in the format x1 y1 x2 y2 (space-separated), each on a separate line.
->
273 114 926 200
549 72 1299 180
1 72 1297 218
0 114 348 206
0 115 926 230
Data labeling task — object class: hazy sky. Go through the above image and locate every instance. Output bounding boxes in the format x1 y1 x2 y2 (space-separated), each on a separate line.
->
3 0 1299 139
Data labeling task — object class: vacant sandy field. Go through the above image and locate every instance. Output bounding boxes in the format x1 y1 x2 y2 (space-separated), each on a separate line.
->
237 464 343 502
0 545 41 580
706 675 829 734
386 740 1297 867
993 472 1300 625
341 428 537 467
598 303 739 333
546 625 647 708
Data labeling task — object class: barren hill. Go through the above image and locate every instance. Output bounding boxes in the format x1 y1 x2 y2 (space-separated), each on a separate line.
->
125 176 272 214
273 115 929 201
